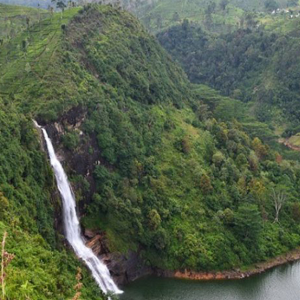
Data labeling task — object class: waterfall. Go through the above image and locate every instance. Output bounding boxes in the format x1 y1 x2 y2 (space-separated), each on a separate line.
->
34 121 123 296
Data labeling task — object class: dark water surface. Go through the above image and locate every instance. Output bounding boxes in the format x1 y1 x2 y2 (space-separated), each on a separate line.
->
120 261 300 300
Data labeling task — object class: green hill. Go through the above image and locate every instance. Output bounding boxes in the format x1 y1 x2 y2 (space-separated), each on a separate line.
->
134 0 293 33
157 14 300 134
1 3 300 298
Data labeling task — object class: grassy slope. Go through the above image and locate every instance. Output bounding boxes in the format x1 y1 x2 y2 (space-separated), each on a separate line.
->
0 2 39 16
0 7 82 117
137 0 244 33
238 14 300 135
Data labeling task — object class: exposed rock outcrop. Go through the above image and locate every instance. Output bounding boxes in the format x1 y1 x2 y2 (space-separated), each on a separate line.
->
84 229 152 285
101 251 153 286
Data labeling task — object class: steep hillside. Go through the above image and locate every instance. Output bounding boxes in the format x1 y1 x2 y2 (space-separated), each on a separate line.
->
47 6 300 273
2 3 300 297
0 100 105 299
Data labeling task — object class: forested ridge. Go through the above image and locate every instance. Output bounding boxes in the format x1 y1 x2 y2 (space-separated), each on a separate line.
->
157 14 300 134
1 2 300 299
133 0 298 33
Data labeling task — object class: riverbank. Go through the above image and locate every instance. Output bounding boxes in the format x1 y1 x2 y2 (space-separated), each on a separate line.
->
86 230 300 284
163 246 300 281
120 259 300 300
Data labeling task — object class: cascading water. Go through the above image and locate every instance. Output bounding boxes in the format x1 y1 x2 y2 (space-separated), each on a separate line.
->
34 121 123 296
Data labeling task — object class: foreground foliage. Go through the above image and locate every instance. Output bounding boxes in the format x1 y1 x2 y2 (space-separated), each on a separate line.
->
0 77 104 299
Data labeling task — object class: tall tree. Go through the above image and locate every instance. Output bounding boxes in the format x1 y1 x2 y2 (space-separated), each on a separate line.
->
52 0 67 11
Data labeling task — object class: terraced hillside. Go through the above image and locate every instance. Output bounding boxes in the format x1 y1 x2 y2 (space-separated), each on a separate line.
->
0 3 51 42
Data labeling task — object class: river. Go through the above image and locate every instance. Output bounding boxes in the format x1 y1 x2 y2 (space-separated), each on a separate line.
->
120 261 300 300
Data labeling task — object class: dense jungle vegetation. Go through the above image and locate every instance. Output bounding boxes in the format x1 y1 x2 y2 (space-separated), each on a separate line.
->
157 12 300 133
133 0 295 33
1 1 300 298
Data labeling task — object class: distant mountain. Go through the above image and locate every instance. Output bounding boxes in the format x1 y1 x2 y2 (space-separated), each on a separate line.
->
0 0 132 9
134 0 292 33
0 0 52 8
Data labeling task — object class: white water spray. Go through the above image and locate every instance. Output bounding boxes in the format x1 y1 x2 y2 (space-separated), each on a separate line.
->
34 121 123 296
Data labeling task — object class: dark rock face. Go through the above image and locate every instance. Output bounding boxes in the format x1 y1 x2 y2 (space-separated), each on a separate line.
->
44 106 100 214
84 229 110 256
101 251 153 286
83 229 153 285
